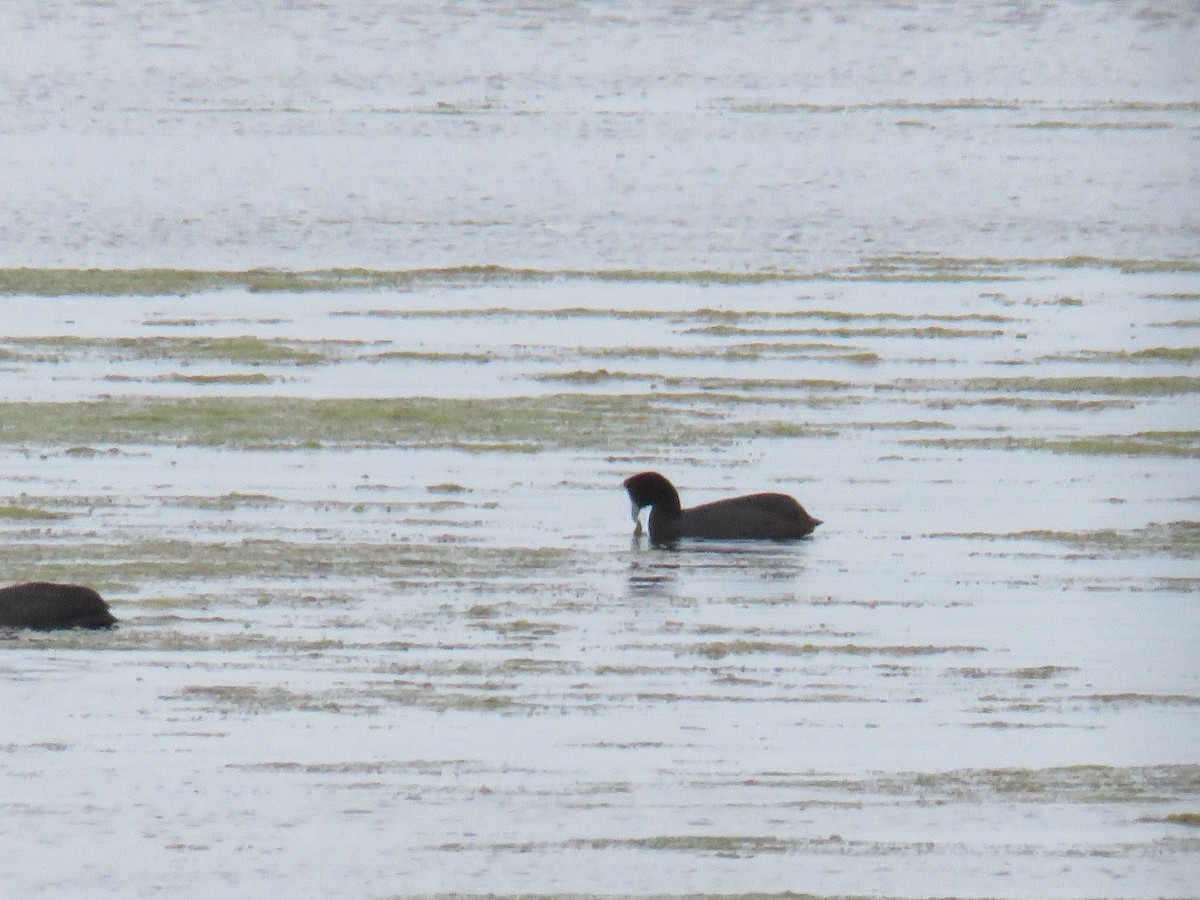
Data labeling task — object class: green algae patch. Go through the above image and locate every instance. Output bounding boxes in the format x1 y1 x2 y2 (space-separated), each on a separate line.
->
4 262 1196 298
961 375 1200 396
0 266 826 298
426 483 470 495
451 835 845 856
4 335 348 366
803 764 1200 805
0 394 735 452
860 254 1200 277
11 625 346 654
1066 101 1200 112
1046 347 1200 364
0 268 247 296
1149 292 1200 302
784 309 1013 325
683 640 982 660
937 521 1200 558
906 431 1200 458
0 391 838 453
726 98 1024 113
104 372 277 386
951 665 1078 681
174 682 532 715
166 492 281 511
154 373 276 386
177 682 537 715
163 335 339 365
687 324 1004 339
536 370 857 396
370 350 497 364
1039 432 1200 457
0 266 466 296
1076 693 1200 708
175 684 368 714
0 537 579 590
483 618 566 639
586 345 765 362
338 305 1012 327
0 504 69 521
910 765 1200 803
581 834 795 856
1013 120 1172 130
1162 813 1200 827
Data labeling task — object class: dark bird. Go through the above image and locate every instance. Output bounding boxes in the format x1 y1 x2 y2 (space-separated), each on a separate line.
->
624 471 821 545
0 582 117 631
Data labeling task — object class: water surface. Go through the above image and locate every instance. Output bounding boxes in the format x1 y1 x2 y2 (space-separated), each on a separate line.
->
1 3 1198 899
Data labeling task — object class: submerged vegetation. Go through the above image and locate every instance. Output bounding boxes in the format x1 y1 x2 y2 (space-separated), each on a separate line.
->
2 257 1197 298
1 273 1196 896
936 521 1200 557
855 254 1200 277
0 503 69 521
1 335 356 365
880 375 1200 398
906 430 1200 458
855 764 1200 804
0 536 578 590
1046 347 1200 364
683 640 983 660
0 393 817 451
960 375 1200 395
0 266 820 296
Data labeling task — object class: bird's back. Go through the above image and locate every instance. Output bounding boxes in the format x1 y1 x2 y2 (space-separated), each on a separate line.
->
675 492 819 541
0 582 117 630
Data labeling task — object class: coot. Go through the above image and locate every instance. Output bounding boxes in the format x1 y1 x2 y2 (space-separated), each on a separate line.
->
0 582 117 630
624 471 821 545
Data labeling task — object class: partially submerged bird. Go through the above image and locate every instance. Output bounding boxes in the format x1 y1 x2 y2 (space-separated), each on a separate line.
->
624 471 821 545
0 582 117 631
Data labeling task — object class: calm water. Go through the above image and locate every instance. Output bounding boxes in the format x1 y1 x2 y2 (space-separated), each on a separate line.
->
1 3 1198 899
2 0 1198 272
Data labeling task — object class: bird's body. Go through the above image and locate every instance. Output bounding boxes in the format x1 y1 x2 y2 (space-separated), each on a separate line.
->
624 472 820 545
0 582 117 630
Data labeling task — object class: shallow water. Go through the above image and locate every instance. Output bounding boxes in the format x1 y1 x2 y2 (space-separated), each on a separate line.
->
3 1 1199 272
1 3 1199 899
